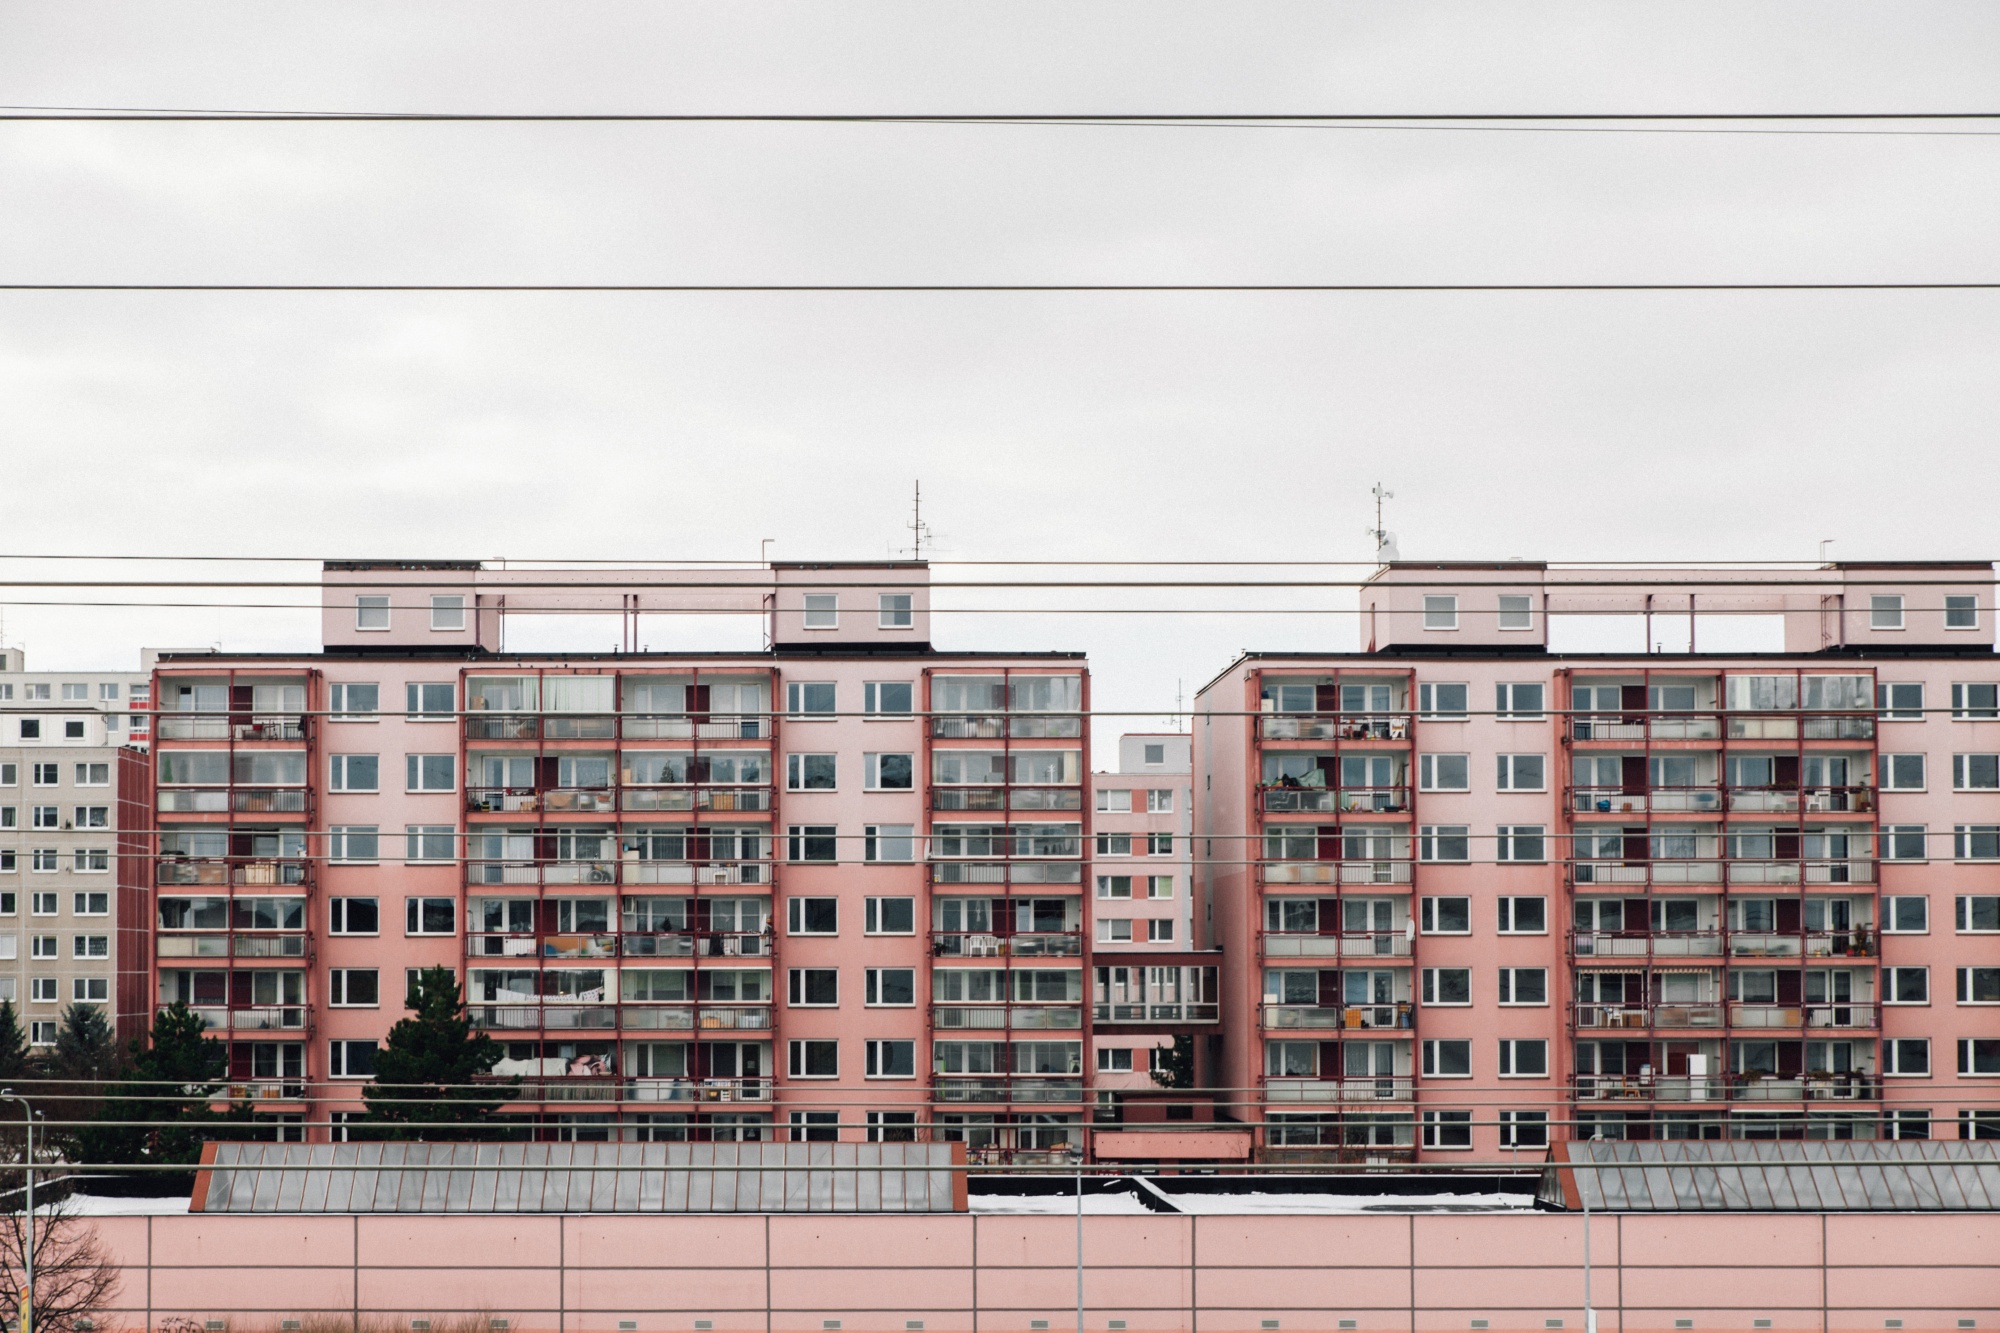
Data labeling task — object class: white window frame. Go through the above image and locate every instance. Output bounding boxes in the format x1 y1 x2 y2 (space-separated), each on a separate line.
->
329 682 380 721
1496 595 1534 631
1096 875 1132 900
802 595 839 630
406 753 457 793
1883 967 1929 1006
787 897 839 935
1877 682 1924 721
1495 826 1547 864
786 681 836 719
1883 896 1928 934
787 1038 839 1079
329 826 380 864
786 968 840 1008
1496 896 1548 933
1944 595 1979 630
1956 967 2000 1005
1953 754 2000 792
1869 594 1905 630
1146 789 1175 814
1495 682 1547 721
1497 968 1549 1006
430 595 466 631
787 753 838 792
328 1040 378 1079
1418 825 1469 863
863 896 915 936
1882 824 1929 862
1097 918 1133 944
354 595 391 631
1147 919 1175 942
1097 1047 1134 1073
1880 754 1926 791
1495 754 1547 792
1417 682 1469 721
329 754 380 793
1418 754 1469 792
1952 682 2000 720
1883 1038 1930 1077
1420 968 1471 1006
863 824 914 864
1422 596 1458 631
863 753 914 792
1497 1039 1549 1078
1421 1109 1473 1150
329 969 381 1007
1420 897 1471 935
1147 875 1174 899
878 594 914 629
328 897 381 936
864 1038 916 1079
862 682 913 717
863 967 916 1007
1421 1040 1472 1078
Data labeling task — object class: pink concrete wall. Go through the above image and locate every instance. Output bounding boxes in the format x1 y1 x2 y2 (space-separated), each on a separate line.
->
84 1210 1999 1333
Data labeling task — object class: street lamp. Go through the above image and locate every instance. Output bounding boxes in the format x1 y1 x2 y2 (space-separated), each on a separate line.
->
0 1090 34 1333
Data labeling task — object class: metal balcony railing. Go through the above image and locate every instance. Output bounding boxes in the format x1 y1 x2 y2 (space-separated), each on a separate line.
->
1262 1003 1410 1031
1264 1076 1415 1103
1262 931 1412 959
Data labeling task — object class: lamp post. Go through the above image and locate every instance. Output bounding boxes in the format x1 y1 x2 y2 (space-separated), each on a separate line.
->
0 1090 33 1333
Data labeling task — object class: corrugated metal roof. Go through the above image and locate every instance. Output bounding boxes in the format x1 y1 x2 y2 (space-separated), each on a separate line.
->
1541 1140 2000 1212
193 1142 964 1213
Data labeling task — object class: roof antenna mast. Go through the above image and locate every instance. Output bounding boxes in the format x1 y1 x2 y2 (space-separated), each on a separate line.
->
1365 482 1399 563
909 481 933 561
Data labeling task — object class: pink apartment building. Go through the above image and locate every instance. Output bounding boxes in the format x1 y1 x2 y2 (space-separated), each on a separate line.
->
1197 561 2000 1161
149 561 1108 1153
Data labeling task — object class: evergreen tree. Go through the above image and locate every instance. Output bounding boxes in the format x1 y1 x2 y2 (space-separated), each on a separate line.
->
0 1001 30 1081
49 1004 118 1081
1149 1033 1195 1090
363 966 515 1139
78 1002 230 1194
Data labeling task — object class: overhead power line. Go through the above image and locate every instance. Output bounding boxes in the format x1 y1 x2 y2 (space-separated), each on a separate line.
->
3 105 2000 123
4 282 1999 293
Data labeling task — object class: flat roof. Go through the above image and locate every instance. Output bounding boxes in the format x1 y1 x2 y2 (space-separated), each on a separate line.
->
1541 1140 2000 1212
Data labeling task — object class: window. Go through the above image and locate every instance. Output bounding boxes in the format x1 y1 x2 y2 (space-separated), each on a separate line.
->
1147 919 1175 942
1878 682 1924 721
1422 1110 1472 1149
1883 825 1929 861
1421 969 1470 1005
72 891 108 916
30 850 57 873
1148 876 1174 899
329 827 379 862
329 1040 378 1078
30 978 57 1003
330 683 380 720
100 682 120 701
0 808 11 830
1498 968 1548 1005
405 683 454 720
0 851 11 874
0 762 13 785
329 897 380 935
787 898 838 935
1952 683 1999 720
1955 826 2000 861
405 753 456 793
1097 918 1133 943
1421 897 1470 934
30 936 57 960
30 807 57 830
62 720 83 740
1144 743 1167 765
802 595 838 629
1964 1111 2000 1141
1885 1109 1932 1141
1870 594 1905 630
73 763 108 787
354 595 391 630
59 683 86 702
787 825 838 862
1497 595 1534 631
865 1039 915 1078
787 1039 838 1078
404 897 456 936
1423 596 1458 630
430 595 466 631
329 969 380 1006
28 1022 53 1046
1499 1109 1548 1148
1147 789 1174 813
72 935 108 959
1881 754 1926 791
1096 789 1131 814
787 682 836 718
1419 826 1468 862
1147 833 1174 856
72 806 108 829
1884 896 1928 933
1945 595 1979 630
1418 682 1469 720
17 721 39 740
1496 897 1547 933
1498 1040 1548 1077
863 897 914 935
866 1111 917 1143
1419 754 1469 791
786 1110 838 1143
863 682 913 716
1496 754 1546 791
31 892 56 916
1884 1039 1930 1076
1496 827 1546 863
863 824 914 863
864 968 915 1006
329 754 379 792
879 594 913 629
21 685 48 701
1885 968 1929 1004
787 754 837 791
787 968 839 1006
31 764 56 786
1955 755 2000 790
1959 968 2000 1004
406 826 455 862
1959 1040 2000 1076
1096 833 1134 859
864 753 913 790
1495 682 1546 720
1957 896 2000 933
1097 875 1132 900
1422 1040 1471 1077
1097 1047 1134 1073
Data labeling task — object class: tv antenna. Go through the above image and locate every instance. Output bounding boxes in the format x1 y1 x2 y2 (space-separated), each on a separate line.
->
906 481 936 561
1364 482 1399 562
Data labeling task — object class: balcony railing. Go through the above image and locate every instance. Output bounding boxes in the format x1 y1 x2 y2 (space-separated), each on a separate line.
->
174 1005 306 1031
465 931 766 959
156 716 307 742
932 1076 1085 1104
931 1005 1084 1031
1092 1001 1221 1023
1726 1002 1879 1029
157 858 309 887
467 859 770 888
1260 715 1409 742
470 1002 773 1032
1573 787 1724 815
931 716 1084 740
1573 860 1723 885
932 787 1084 812
930 932 1082 958
929 862 1083 885
1264 1076 1414 1103
620 787 772 813
233 935 307 958
1571 715 1723 742
1572 931 1722 959
1574 1003 1725 1030
1262 787 1411 815
1263 931 1412 959
621 715 770 740
157 787 309 814
1574 1072 1879 1102
1262 1003 1411 1031
1262 861 1412 886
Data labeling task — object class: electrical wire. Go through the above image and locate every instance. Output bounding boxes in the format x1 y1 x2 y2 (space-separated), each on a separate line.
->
3 105 2000 123
5 282 2000 293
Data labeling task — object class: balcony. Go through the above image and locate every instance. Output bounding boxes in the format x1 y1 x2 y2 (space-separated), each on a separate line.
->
1574 1003 1725 1030
622 714 770 741
932 1076 1084 1104
156 715 308 743
1572 714 1722 743
931 1005 1084 1031
931 932 1082 958
1262 861 1411 886
1573 787 1724 815
1578 1073 1879 1102
1262 787 1411 815
156 787 308 815
932 787 1083 812
176 1005 306 1032
466 930 765 960
619 786 772 813
930 862 1082 885
464 859 771 888
157 858 308 887
931 716 1084 740
1262 1003 1411 1031
1573 931 1722 959
1093 1001 1221 1023
1729 1002 1879 1029
1728 859 1877 886
1263 930 1412 959
624 1077 770 1103
1264 1076 1414 1103
1260 714 1409 743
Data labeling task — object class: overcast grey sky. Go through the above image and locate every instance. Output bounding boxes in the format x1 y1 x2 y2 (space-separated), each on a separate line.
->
1 3 1997 736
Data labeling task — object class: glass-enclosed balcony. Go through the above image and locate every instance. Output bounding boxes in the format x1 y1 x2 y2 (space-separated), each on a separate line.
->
1258 679 1410 742
156 677 310 742
1092 964 1220 1023
929 675 1083 739
931 897 1081 957
1260 827 1410 886
160 968 306 1031
157 750 309 814
931 750 1083 811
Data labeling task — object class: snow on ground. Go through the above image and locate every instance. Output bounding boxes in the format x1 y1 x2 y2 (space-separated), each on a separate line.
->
1154 1190 1534 1215
52 1196 191 1216
970 1193 1163 1214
